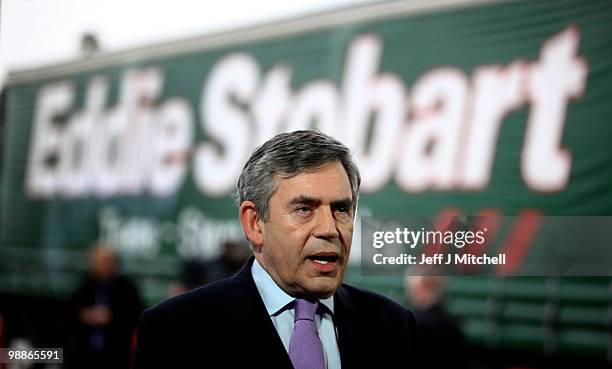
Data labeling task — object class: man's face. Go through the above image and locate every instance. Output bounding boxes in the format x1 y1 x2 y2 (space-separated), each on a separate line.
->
256 161 355 299
90 247 116 281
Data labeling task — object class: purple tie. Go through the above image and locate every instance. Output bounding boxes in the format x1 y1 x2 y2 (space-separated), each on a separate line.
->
288 299 325 369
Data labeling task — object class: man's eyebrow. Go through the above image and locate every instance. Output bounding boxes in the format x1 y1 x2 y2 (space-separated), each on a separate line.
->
287 196 322 207
287 196 353 209
331 198 354 209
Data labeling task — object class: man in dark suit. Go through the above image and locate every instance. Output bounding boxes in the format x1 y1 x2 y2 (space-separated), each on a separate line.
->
134 130 419 369
407 276 468 369
72 244 142 369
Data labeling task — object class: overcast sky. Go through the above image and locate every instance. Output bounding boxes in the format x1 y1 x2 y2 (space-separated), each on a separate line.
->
0 0 372 87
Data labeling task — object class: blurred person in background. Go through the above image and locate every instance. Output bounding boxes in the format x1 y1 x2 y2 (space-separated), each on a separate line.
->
167 240 251 297
407 275 468 369
166 258 208 297
70 242 142 369
203 240 252 283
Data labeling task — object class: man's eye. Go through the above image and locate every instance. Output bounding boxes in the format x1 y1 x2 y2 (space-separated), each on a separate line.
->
335 206 351 215
295 206 312 215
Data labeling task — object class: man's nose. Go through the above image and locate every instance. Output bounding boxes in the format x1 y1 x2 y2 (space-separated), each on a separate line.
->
313 207 340 240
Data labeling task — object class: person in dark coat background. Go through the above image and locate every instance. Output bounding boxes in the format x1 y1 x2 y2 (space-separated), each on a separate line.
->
407 275 469 369
71 243 142 369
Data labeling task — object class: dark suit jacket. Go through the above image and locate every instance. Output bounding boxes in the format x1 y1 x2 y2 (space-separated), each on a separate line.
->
134 257 419 368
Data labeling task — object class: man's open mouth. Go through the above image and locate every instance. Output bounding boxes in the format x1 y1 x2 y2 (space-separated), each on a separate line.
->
307 253 340 265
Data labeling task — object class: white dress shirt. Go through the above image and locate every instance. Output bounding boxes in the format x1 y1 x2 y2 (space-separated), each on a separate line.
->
251 258 342 369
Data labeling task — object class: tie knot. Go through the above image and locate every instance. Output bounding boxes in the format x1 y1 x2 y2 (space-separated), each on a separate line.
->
294 299 317 322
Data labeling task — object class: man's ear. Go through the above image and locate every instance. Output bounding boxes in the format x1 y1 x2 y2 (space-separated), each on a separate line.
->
239 201 264 248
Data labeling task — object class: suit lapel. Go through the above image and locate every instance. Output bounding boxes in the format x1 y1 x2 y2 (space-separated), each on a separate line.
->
226 257 293 368
334 285 362 369
226 259 367 368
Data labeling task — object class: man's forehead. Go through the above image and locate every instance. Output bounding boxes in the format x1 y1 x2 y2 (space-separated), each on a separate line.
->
273 163 352 200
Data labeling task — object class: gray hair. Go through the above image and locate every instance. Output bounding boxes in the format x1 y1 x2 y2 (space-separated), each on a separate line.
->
236 130 361 221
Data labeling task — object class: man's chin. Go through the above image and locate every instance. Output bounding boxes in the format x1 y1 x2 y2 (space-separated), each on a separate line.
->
304 278 342 299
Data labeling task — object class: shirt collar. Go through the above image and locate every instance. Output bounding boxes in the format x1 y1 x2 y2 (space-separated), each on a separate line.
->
251 258 334 316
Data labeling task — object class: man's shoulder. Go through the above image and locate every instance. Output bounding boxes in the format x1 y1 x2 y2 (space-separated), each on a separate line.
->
337 283 416 322
134 275 253 368
336 283 418 349
142 277 236 322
